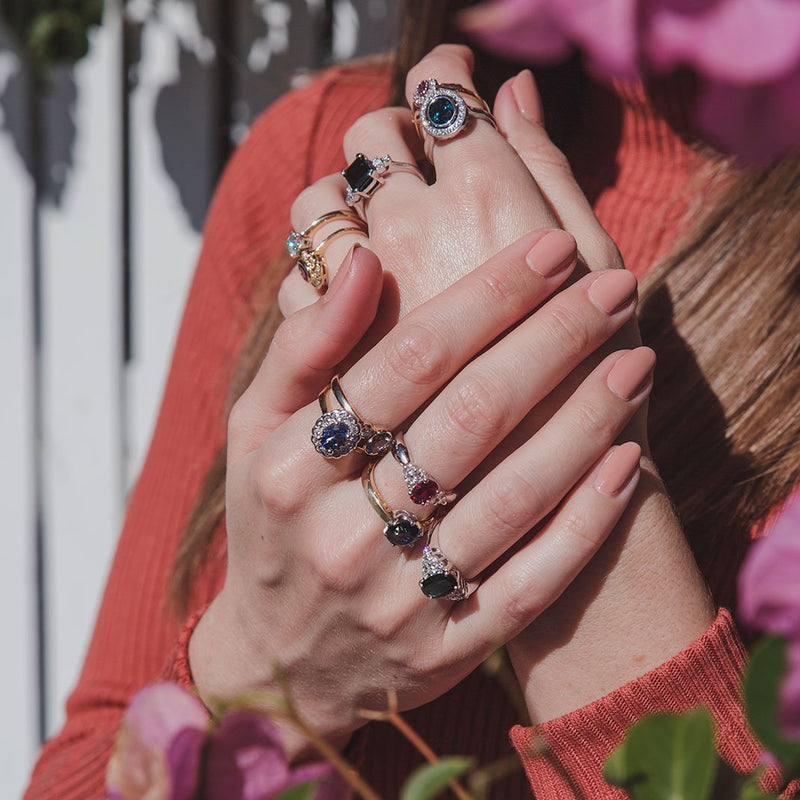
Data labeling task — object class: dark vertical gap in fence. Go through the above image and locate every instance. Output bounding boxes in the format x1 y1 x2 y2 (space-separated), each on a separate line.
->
121 13 133 366
318 0 335 68
29 78 48 747
213 2 236 184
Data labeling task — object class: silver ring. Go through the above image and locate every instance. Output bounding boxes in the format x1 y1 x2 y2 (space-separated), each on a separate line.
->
391 435 456 507
420 544 469 600
342 153 424 210
362 462 435 547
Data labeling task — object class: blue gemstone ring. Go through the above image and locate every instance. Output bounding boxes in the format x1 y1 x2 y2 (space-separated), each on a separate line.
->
412 79 497 156
341 153 425 212
362 462 436 548
313 376 394 459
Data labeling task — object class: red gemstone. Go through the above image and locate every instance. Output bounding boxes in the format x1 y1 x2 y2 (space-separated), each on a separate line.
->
416 80 428 97
411 479 439 504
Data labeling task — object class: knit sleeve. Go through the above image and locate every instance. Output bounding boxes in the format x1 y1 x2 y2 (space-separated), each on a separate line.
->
22 71 344 800
510 608 768 798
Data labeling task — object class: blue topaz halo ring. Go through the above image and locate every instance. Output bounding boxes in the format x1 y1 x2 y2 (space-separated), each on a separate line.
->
412 79 497 148
342 153 424 210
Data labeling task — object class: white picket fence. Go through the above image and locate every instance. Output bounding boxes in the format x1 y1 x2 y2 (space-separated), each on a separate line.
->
0 2 396 796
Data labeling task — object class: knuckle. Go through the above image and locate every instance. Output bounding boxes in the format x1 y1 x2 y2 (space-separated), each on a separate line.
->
543 301 592 354
484 470 542 534
342 110 389 155
383 321 450 387
252 453 304 517
457 157 497 196
557 509 600 552
406 45 474 94
521 137 573 174
572 399 615 444
310 535 364 593
501 567 543 630
443 373 510 444
474 261 532 310
290 183 325 228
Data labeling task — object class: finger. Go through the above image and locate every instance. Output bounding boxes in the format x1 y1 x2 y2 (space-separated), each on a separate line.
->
282 175 370 315
494 71 624 271
230 245 383 456
405 44 515 174
369 268 639 514
447 441 642 652
341 108 429 224
437 347 654 578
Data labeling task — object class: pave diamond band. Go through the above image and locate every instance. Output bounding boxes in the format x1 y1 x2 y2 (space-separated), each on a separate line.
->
342 153 424 212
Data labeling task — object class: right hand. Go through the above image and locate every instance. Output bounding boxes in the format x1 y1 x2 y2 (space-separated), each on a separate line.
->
189 232 650 758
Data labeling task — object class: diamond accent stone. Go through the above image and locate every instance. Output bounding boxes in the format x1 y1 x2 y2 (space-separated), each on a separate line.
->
286 231 307 258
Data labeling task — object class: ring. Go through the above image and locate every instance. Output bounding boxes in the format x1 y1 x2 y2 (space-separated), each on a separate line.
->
391 435 456 507
311 376 394 459
412 79 497 159
342 153 424 211
296 226 367 290
420 543 469 600
286 209 364 259
362 462 435 547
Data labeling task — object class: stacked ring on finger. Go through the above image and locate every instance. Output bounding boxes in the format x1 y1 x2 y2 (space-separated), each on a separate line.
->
286 210 368 291
391 435 456 507
312 375 394 459
342 153 425 213
362 462 437 548
412 79 497 159
420 540 469 601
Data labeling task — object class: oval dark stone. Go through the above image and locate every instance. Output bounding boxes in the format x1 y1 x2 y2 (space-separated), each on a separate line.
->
421 573 457 598
385 518 422 547
364 431 393 456
427 96 457 128
297 260 309 281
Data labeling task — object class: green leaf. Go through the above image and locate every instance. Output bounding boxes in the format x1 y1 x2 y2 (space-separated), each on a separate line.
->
603 707 718 800
274 783 319 800
400 757 474 800
744 636 800 772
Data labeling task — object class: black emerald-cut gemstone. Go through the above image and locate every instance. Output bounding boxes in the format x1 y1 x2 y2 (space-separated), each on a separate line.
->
385 518 422 547
421 573 458 598
342 153 375 193
427 96 457 129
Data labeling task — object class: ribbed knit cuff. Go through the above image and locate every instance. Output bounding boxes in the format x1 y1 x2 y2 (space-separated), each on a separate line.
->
510 608 761 799
163 603 212 691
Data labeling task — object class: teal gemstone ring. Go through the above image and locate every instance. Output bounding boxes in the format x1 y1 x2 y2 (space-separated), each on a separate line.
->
412 79 497 155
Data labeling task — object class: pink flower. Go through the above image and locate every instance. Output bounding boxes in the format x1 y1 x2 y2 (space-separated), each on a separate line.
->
107 683 345 799
739 491 800 738
460 0 800 162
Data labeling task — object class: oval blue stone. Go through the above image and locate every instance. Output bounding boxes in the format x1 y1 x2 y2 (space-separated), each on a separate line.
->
427 96 456 128
321 422 351 451
421 573 457 598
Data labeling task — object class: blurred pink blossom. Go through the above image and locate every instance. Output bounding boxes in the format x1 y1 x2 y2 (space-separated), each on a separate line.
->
461 0 800 162
739 491 800 738
106 682 344 799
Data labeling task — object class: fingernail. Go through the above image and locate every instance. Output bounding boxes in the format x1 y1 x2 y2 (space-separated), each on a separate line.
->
324 244 360 301
511 69 542 122
595 442 642 497
526 229 576 278
588 270 638 315
607 347 656 400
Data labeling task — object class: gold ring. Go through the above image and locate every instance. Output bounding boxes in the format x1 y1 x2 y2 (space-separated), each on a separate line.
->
296 226 367 290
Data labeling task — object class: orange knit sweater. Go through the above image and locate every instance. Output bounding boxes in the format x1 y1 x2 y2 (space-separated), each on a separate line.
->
25 61 765 799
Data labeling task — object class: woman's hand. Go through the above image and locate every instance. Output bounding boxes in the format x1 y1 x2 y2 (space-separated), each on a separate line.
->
189 232 648 759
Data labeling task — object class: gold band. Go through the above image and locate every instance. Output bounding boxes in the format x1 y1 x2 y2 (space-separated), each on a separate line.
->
297 227 367 290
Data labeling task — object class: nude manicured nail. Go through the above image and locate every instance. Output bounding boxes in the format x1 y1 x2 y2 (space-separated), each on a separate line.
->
595 442 642 497
325 243 360 300
607 347 656 400
511 69 543 122
588 270 638 315
526 230 576 278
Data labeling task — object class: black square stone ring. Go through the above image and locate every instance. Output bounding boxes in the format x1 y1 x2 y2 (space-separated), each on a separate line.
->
411 79 498 161
341 153 425 216
286 209 367 292
311 375 395 459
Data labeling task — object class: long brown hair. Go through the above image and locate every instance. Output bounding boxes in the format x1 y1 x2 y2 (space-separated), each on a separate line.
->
170 0 800 612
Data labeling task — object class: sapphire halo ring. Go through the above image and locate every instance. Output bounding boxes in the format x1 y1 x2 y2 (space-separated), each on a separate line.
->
341 153 424 212
420 543 469 601
312 375 394 459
